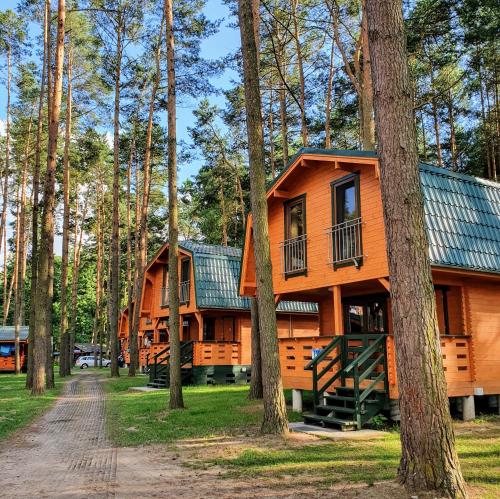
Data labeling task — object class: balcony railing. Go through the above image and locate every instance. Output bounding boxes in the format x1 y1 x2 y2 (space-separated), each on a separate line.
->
160 286 167 307
161 281 190 306
180 280 190 304
280 234 307 276
326 217 363 267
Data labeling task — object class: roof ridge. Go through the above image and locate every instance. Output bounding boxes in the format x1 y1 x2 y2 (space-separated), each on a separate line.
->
419 162 500 189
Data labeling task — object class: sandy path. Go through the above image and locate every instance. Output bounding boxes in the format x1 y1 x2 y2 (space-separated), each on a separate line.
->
0 372 117 498
0 372 411 498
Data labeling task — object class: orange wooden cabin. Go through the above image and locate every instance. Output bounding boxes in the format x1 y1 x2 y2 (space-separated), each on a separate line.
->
119 241 318 387
0 326 28 372
240 148 500 429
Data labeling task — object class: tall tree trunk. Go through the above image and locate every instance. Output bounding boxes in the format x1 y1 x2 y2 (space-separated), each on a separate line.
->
366 1 467 496
291 0 308 147
238 0 288 435
27 0 49 389
447 90 457 170
0 45 11 256
60 42 73 377
14 111 33 374
32 0 65 395
248 297 263 399
325 40 335 149
109 11 123 378
268 90 275 178
165 0 184 409
129 18 164 377
360 0 375 150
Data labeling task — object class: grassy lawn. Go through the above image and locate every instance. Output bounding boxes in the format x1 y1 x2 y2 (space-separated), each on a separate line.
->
106 376 303 447
0 373 63 442
105 377 500 497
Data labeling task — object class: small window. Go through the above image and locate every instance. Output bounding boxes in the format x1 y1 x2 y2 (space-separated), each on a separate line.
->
203 318 216 341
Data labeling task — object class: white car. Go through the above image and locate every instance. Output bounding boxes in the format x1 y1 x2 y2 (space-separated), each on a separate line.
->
75 356 111 369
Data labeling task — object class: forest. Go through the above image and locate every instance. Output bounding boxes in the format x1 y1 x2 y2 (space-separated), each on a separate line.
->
0 0 498 366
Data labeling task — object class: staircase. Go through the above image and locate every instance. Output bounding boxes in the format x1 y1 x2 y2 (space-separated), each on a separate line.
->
303 334 388 431
147 341 194 388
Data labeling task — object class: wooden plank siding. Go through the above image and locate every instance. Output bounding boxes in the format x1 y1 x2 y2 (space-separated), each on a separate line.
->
267 161 389 295
239 153 500 400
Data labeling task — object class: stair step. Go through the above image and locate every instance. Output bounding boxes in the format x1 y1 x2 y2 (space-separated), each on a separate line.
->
147 383 166 388
303 413 358 430
317 404 356 414
325 394 355 402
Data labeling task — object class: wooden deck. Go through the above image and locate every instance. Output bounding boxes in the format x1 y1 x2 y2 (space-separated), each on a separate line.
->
279 334 474 398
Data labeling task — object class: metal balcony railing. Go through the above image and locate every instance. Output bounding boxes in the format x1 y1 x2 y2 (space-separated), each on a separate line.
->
180 280 190 304
161 286 168 307
161 281 190 306
280 234 307 276
326 217 363 267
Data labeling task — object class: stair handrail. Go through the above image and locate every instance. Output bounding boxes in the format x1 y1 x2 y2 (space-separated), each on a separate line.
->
304 336 342 370
347 334 387 428
343 334 386 374
304 336 343 407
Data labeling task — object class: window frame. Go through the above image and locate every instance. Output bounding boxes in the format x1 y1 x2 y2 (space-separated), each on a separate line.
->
330 173 362 269
283 193 308 279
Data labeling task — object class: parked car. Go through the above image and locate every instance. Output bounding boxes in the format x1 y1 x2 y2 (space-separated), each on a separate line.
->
75 355 111 369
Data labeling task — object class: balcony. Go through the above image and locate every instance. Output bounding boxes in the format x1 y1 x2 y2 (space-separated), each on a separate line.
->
280 234 307 276
326 217 363 268
161 281 190 307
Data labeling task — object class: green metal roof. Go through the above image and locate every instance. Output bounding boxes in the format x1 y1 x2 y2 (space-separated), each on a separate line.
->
179 241 318 313
420 163 500 274
0 326 29 342
268 148 500 275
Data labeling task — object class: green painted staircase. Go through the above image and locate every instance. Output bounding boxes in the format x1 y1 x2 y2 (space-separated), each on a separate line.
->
147 341 194 389
303 334 388 431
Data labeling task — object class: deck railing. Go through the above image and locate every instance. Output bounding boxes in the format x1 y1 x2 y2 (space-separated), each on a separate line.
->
160 280 190 306
279 234 307 276
326 217 362 266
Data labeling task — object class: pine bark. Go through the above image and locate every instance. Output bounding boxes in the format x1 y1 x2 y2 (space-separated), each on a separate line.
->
27 0 49 389
366 1 467 496
109 11 123 378
248 296 263 399
238 0 288 435
14 111 33 374
129 18 164 376
60 42 73 377
32 0 65 395
325 40 335 149
165 0 184 410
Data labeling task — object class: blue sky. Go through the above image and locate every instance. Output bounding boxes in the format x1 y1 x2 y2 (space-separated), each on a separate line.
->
0 0 241 182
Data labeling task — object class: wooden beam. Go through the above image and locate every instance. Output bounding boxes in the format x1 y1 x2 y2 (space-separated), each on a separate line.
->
333 285 344 335
273 189 291 199
378 278 391 292
301 159 316 168
275 294 282 305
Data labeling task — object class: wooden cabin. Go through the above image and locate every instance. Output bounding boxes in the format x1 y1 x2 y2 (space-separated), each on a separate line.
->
0 326 28 372
119 241 319 387
240 148 500 429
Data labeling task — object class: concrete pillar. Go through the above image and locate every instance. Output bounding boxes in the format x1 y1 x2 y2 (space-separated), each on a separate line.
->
292 389 303 412
462 395 475 421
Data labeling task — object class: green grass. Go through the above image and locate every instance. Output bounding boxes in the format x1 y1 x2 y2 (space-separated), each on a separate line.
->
105 377 500 497
214 416 500 497
106 377 303 447
0 373 63 441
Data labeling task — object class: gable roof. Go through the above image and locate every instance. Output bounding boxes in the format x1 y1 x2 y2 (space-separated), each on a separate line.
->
265 148 500 275
0 326 29 342
178 241 317 313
